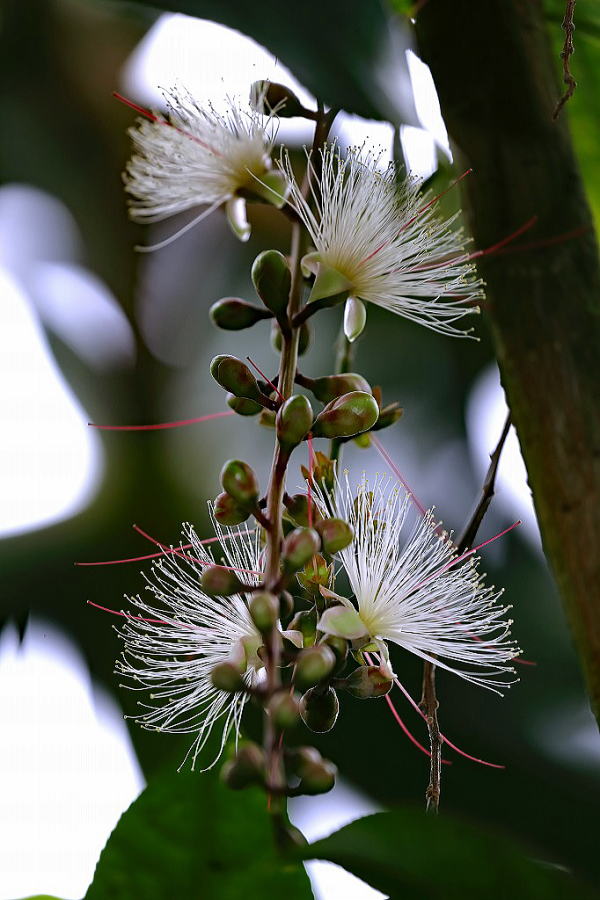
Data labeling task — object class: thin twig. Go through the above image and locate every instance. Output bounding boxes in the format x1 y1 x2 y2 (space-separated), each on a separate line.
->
553 0 577 120
457 412 511 554
419 411 512 813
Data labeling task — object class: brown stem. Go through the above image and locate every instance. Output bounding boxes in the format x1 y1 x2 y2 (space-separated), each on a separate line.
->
261 104 338 839
419 413 513 813
457 412 511 553
419 660 441 814
553 0 577 120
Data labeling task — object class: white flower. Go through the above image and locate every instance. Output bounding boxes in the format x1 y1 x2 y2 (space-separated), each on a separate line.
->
124 88 286 249
116 520 264 770
284 144 484 340
315 473 519 693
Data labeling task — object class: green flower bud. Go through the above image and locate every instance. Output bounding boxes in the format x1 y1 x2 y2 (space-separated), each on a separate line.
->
311 391 379 440
277 395 313 450
201 564 245 597
288 609 317 647
373 402 404 431
297 553 332 590
209 297 272 331
309 373 372 403
259 409 277 429
324 635 349 673
284 493 322 527
211 661 246 693
279 590 294 619
282 527 321 572
315 517 354 554
221 743 264 790
213 491 250 526
220 459 259 506
251 250 291 317
343 665 393 699
299 686 339 733
250 80 308 118
271 320 311 356
295 644 336 690
249 591 279 632
298 756 337 794
268 692 301 730
210 354 264 403
227 394 263 416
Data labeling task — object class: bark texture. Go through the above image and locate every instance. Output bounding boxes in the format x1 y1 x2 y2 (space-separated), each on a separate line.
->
417 0 600 720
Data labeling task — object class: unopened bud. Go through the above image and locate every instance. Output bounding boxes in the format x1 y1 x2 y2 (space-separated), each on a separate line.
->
251 250 291 317
373 402 404 431
298 553 332 588
250 80 308 118
210 354 264 403
324 635 349 672
309 373 372 403
343 665 393 699
220 459 259 506
268 692 301 729
201 564 245 597
299 686 339 733
271 320 310 356
315 517 354 554
213 491 250 526
282 527 321 572
295 644 336 690
289 609 317 647
209 297 272 331
221 743 264 790
249 591 279 632
311 391 379 440
276 395 313 450
298 756 337 794
211 661 245 693
285 493 322 527
227 394 263 416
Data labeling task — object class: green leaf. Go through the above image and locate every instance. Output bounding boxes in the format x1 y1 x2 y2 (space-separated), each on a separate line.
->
301 808 599 899
102 0 418 123
86 766 312 899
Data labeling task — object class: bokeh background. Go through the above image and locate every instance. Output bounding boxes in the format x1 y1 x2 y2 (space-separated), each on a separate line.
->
1 1 599 897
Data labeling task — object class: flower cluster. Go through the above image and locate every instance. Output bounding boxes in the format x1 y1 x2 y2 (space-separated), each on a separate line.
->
315 473 518 693
97 79 523 802
117 521 263 770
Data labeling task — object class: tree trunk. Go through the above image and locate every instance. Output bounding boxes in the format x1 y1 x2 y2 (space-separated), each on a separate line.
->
416 0 600 721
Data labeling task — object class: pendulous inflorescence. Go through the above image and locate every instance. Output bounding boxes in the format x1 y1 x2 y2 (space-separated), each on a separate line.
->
87 78 522 826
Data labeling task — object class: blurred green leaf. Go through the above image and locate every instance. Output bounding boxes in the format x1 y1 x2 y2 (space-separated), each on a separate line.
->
100 0 418 123
85 766 312 899
301 808 599 899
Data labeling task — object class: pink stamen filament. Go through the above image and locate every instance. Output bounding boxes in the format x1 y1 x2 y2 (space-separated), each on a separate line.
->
398 168 473 235
384 692 452 764
357 170 473 267
370 435 428 518
132 524 262 577
75 530 254 568
365 653 504 769
246 357 284 402
402 216 538 274
307 433 314 528
113 91 221 156
88 410 235 431
87 600 179 627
